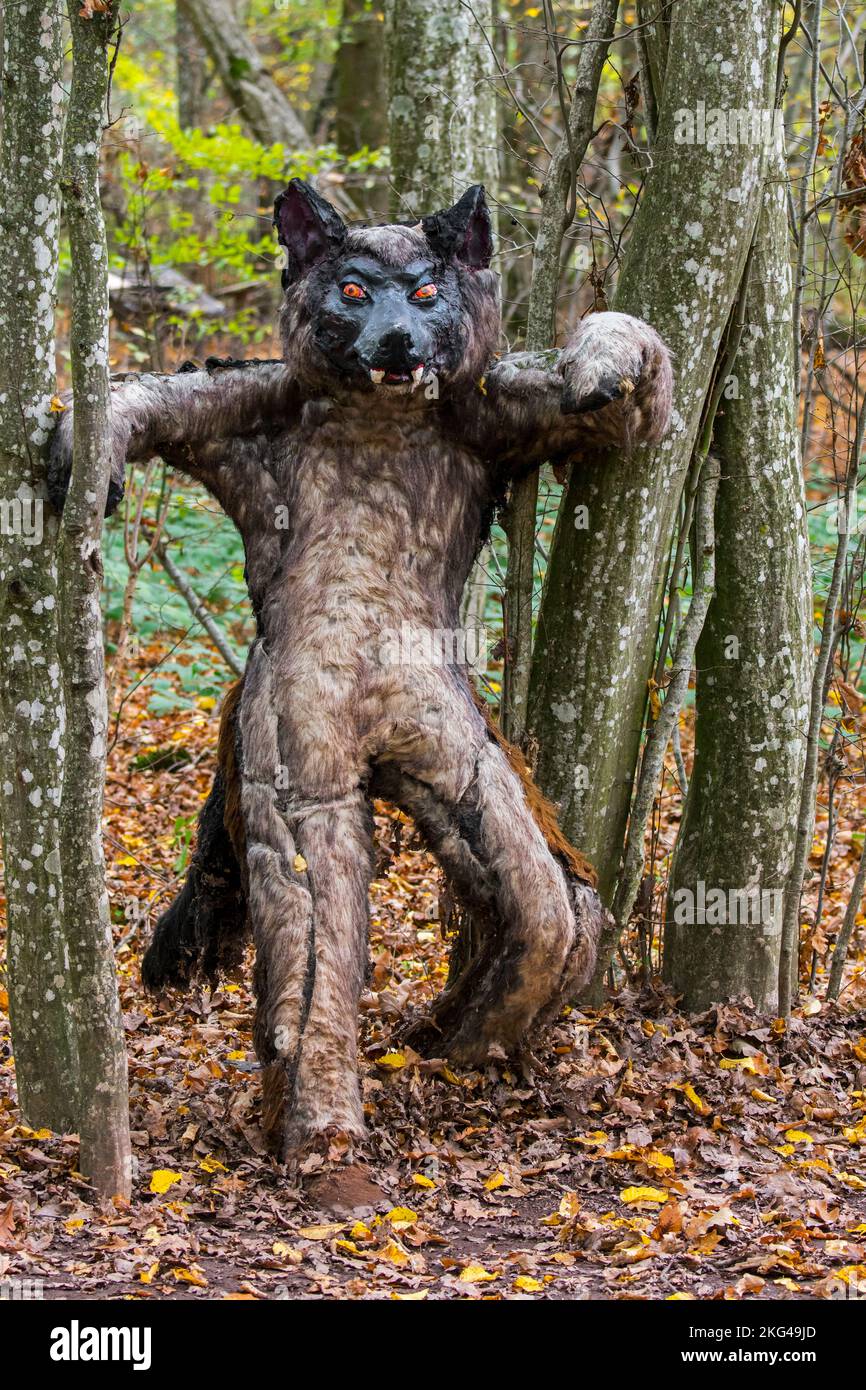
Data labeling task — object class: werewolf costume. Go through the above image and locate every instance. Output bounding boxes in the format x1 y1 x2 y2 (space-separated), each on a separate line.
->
51 181 673 1159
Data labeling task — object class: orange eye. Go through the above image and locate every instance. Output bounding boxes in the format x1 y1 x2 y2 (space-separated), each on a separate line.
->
412 283 438 301
342 282 367 300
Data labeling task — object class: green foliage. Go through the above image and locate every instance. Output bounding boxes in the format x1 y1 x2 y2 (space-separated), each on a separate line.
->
102 484 252 715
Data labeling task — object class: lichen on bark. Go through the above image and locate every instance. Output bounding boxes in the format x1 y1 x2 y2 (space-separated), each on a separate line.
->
526 1 781 902
0 0 78 1127
665 138 811 1013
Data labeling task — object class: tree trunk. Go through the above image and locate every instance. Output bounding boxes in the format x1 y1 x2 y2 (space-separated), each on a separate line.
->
664 138 811 1013
501 0 619 742
526 0 780 902
177 0 311 149
384 0 499 216
57 0 132 1198
333 0 388 156
176 0 209 132
0 0 78 1129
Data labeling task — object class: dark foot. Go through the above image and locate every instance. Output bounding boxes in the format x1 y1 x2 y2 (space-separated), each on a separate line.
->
305 1163 389 1218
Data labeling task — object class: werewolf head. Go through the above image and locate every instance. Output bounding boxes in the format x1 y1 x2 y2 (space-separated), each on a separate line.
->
275 179 501 398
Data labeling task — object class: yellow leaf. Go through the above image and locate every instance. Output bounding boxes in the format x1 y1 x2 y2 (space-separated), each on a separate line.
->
172 1266 208 1287
377 1052 406 1070
298 1223 346 1240
139 1263 159 1284
378 1240 410 1267
411 1173 436 1189
115 854 138 867
513 1276 543 1292
149 1169 183 1195
570 1130 608 1147
293 853 307 873
559 1191 581 1220
485 1172 506 1191
199 1155 228 1174
839 1171 866 1190
227 1050 246 1061
620 1186 669 1205
335 1239 363 1256
350 1221 372 1240
751 1089 776 1104
681 1083 710 1115
50 395 68 413
667 1291 697 1300
386 1206 417 1227
719 1056 761 1073
459 1263 498 1282
645 1151 674 1170
784 1130 813 1144
196 696 216 711
390 1290 427 1300
774 1278 801 1292
64 1218 85 1233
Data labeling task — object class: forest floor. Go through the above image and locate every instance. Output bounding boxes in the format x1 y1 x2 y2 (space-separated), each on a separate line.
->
1 646 866 1302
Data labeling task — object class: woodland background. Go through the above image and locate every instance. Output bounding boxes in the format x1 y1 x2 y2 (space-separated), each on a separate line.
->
0 0 865 1300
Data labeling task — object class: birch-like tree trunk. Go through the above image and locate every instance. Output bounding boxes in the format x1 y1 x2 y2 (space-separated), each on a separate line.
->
0 0 78 1128
664 139 811 1012
526 0 780 901
56 0 132 1198
501 0 619 742
384 0 498 215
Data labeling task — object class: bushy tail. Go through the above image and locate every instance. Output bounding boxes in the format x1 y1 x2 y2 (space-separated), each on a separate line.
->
142 682 248 990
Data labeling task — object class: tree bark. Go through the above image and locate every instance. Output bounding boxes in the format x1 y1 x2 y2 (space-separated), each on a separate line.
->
384 0 499 216
665 140 811 1013
333 0 388 156
501 0 619 742
56 0 132 1198
0 0 79 1129
177 0 311 149
526 0 780 902
176 0 209 132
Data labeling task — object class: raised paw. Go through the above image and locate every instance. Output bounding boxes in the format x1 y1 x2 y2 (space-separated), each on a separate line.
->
558 310 673 446
46 399 126 516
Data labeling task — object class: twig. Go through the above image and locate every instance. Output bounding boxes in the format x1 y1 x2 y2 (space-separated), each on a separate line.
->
155 539 245 676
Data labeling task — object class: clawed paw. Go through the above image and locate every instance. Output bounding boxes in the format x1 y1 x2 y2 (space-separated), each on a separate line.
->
557 310 673 443
561 368 640 416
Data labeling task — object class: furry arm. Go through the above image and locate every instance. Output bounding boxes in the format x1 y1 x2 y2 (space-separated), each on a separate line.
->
48 358 295 516
477 311 673 475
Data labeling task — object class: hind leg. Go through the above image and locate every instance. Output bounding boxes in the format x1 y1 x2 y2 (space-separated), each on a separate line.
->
374 736 603 1063
240 643 375 1158
281 795 374 1154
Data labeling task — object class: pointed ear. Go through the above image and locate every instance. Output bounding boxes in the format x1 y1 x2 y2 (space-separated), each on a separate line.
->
274 178 347 284
421 185 493 269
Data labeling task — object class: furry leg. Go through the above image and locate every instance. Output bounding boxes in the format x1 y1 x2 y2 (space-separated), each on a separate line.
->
374 743 606 1063
238 646 314 1141
282 794 375 1157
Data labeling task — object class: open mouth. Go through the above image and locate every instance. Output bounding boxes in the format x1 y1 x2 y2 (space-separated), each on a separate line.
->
370 365 425 388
